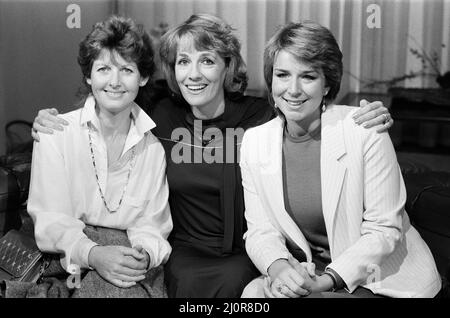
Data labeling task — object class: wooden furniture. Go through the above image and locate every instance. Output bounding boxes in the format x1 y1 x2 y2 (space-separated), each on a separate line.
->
340 89 450 154
388 88 450 123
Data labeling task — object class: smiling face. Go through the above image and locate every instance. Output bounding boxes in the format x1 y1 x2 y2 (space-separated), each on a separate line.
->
87 49 148 115
174 35 227 117
272 50 329 125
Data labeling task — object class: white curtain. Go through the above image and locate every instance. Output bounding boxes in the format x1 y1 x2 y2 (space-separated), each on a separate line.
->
118 0 449 101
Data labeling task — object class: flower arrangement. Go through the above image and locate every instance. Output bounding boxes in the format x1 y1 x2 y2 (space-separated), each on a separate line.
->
349 35 450 90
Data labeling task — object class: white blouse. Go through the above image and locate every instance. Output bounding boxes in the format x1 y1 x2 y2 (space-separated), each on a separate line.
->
28 96 172 272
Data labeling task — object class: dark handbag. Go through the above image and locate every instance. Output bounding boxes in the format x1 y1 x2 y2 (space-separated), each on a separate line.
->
0 230 47 282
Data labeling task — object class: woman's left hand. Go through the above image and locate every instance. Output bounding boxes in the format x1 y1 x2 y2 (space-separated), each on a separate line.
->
265 258 314 298
352 99 393 133
88 245 148 288
287 258 335 293
133 245 150 269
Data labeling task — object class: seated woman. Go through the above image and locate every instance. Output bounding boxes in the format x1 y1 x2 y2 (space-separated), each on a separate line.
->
240 21 441 298
26 16 172 298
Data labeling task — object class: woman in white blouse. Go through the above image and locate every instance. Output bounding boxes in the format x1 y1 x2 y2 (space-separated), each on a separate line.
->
27 16 172 297
240 21 441 298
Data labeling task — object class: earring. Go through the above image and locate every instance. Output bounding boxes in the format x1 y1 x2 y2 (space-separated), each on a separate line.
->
321 100 326 112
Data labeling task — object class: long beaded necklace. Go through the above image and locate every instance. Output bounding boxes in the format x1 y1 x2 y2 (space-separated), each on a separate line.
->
87 126 136 213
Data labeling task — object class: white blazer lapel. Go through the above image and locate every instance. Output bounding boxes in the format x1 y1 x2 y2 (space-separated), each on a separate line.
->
320 108 347 252
259 117 312 261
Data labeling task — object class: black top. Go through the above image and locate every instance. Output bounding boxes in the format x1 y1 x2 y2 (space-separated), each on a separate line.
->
149 94 274 255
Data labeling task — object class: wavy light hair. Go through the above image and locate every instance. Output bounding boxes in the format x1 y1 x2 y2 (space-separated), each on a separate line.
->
159 13 248 96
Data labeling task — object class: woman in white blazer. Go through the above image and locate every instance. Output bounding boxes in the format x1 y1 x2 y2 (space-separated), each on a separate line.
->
240 21 441 298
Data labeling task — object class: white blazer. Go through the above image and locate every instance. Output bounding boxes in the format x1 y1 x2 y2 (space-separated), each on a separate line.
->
240 105 441 298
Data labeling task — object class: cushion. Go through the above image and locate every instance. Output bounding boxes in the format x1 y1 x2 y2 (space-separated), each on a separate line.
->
403 171 450 237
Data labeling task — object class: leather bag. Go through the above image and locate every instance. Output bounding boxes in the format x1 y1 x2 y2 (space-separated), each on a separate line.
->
0 230 47 282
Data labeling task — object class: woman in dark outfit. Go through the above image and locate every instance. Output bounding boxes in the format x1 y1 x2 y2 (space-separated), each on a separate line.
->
152 14 276 296
150 95 272 297
31 14 392 298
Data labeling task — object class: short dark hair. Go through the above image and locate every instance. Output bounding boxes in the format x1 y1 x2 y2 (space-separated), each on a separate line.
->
264 21 343 105
159 13 248 96
77 15 155 99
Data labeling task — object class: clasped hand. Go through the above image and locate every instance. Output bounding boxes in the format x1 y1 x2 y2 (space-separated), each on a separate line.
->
88 245 149 288
265 256 317 298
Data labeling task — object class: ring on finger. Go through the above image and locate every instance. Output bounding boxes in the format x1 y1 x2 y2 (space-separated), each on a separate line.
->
382 113 389 125
277 284 287 294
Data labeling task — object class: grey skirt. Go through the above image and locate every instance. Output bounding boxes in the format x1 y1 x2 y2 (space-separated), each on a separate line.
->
2 225 167 298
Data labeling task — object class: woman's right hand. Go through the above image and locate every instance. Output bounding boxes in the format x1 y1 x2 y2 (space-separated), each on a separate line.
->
88 245 148 288
31 108 68 142
266 258 314 298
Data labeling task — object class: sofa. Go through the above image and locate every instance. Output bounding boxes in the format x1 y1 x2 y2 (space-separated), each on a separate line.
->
1 150 449 298
401 165 450 298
